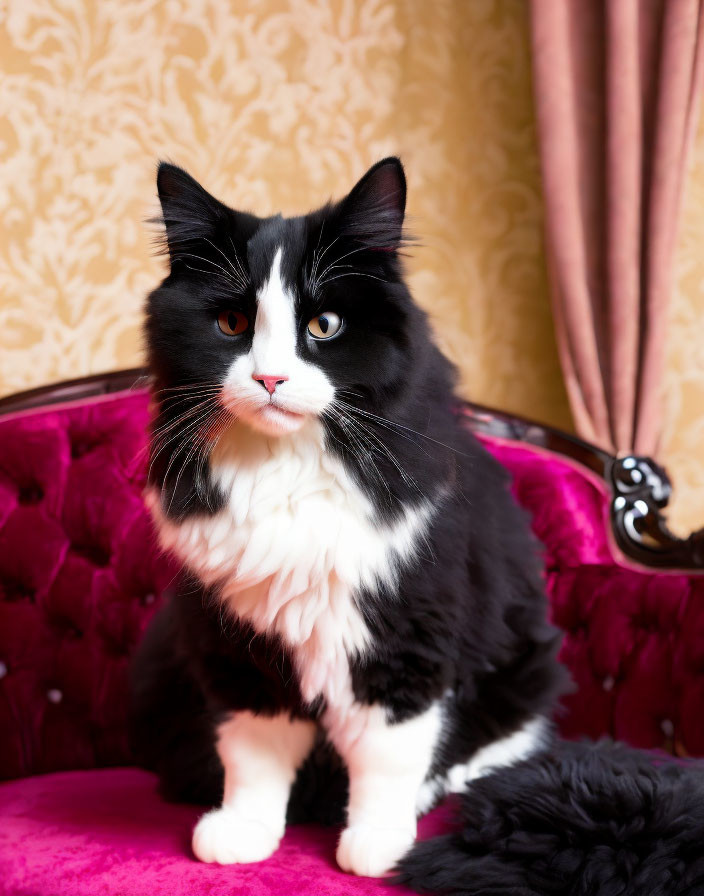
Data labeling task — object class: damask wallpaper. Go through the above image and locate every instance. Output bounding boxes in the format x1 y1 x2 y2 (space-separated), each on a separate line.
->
661 110 704 536
1 0 702 533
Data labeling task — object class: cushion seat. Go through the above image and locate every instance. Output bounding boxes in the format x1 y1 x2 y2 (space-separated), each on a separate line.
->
0 768 452 895
2 380 704 894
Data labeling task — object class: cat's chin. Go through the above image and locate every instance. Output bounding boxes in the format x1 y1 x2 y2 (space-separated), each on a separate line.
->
243 403 307 436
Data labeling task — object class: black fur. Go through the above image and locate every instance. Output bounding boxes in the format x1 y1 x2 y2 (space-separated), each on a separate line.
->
396 739 704 896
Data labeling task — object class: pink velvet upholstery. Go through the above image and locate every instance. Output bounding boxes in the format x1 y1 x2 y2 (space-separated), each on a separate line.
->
1 387 703 895
0 769 454 896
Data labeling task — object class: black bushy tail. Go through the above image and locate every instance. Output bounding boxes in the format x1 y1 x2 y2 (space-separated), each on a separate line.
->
395 740 704 896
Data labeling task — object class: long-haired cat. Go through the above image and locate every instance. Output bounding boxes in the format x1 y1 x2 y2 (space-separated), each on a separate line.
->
130 159 704 891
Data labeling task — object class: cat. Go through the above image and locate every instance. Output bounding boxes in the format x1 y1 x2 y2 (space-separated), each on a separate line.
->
130 156 566 877
130 159 704 891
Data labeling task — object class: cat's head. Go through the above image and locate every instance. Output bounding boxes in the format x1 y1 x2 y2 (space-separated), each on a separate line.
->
146 158 427 439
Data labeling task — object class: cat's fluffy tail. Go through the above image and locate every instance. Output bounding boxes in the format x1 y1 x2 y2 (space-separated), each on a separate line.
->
394 739 704 896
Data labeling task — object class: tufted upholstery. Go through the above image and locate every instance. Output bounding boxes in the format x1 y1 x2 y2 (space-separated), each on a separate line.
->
487 439 704 757
0 392 179 781
2 386 704 896
1 388 704 785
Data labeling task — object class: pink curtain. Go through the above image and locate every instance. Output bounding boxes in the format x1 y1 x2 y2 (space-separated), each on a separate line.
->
529 0 704 456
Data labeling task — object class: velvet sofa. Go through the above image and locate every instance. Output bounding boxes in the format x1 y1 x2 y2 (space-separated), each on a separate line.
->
1 370 703 896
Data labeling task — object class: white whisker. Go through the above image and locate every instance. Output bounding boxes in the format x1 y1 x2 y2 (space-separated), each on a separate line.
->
203 238 248 291
176 253 243 291
317 271 387 288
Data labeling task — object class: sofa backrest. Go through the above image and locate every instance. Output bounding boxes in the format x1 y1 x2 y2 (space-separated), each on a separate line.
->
0 388 702 781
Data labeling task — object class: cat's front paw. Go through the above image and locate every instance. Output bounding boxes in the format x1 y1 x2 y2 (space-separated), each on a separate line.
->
336 823 415 877
192 806 280 864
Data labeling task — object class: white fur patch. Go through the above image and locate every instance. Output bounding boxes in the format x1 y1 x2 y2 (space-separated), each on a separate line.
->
337 702 442 876
415 715 548 814
250 247 297 376
192 711 315 864
447 716 548 786
149 420 434 717
220 247 335 435
192 806 276 864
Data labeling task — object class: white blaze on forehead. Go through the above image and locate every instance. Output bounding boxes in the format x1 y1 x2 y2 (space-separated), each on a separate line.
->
220 243 335 432
252 247 298 375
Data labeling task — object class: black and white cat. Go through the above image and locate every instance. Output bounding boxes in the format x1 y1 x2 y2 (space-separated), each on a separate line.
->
130 157 565 877
132 160 704 891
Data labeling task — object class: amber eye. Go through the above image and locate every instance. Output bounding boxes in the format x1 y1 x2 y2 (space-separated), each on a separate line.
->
217 310 248 336
308 311 342 340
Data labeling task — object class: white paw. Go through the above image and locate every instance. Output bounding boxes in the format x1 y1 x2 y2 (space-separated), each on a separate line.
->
336 823 415 877
192 806 281 864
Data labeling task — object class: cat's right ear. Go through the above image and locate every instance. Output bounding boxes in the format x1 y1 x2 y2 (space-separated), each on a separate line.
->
155 162 220 262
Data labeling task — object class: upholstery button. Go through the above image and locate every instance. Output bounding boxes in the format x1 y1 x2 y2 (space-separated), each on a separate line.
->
70 439 95 459
47 688 63 704
0 661 7 679
18 482 44 504
637 618 658 634
2 580 34 602
661 718 674 738
141 592 156 606
71 543 111 567
602 675 615 691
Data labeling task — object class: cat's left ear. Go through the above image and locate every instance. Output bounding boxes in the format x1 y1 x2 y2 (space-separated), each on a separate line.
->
338 157 407 251
155 162 222 262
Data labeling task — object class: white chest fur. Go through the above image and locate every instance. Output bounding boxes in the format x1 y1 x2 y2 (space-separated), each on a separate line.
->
149 421 432 716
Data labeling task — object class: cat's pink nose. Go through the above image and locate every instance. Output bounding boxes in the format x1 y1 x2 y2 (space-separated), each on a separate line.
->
253 374 289 395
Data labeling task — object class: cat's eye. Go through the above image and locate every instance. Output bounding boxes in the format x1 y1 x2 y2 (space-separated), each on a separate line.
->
217 310 249 336
308 312 342 340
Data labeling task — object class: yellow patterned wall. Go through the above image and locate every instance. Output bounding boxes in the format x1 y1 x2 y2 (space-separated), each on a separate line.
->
0 0 570 425
3 0 703 533
661 110 704 536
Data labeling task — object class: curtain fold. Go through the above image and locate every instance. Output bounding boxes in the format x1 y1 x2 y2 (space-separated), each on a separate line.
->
529 0 704 456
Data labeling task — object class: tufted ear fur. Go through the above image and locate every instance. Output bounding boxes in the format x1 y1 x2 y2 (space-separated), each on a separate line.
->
337 157 407 252
154 163 223 263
